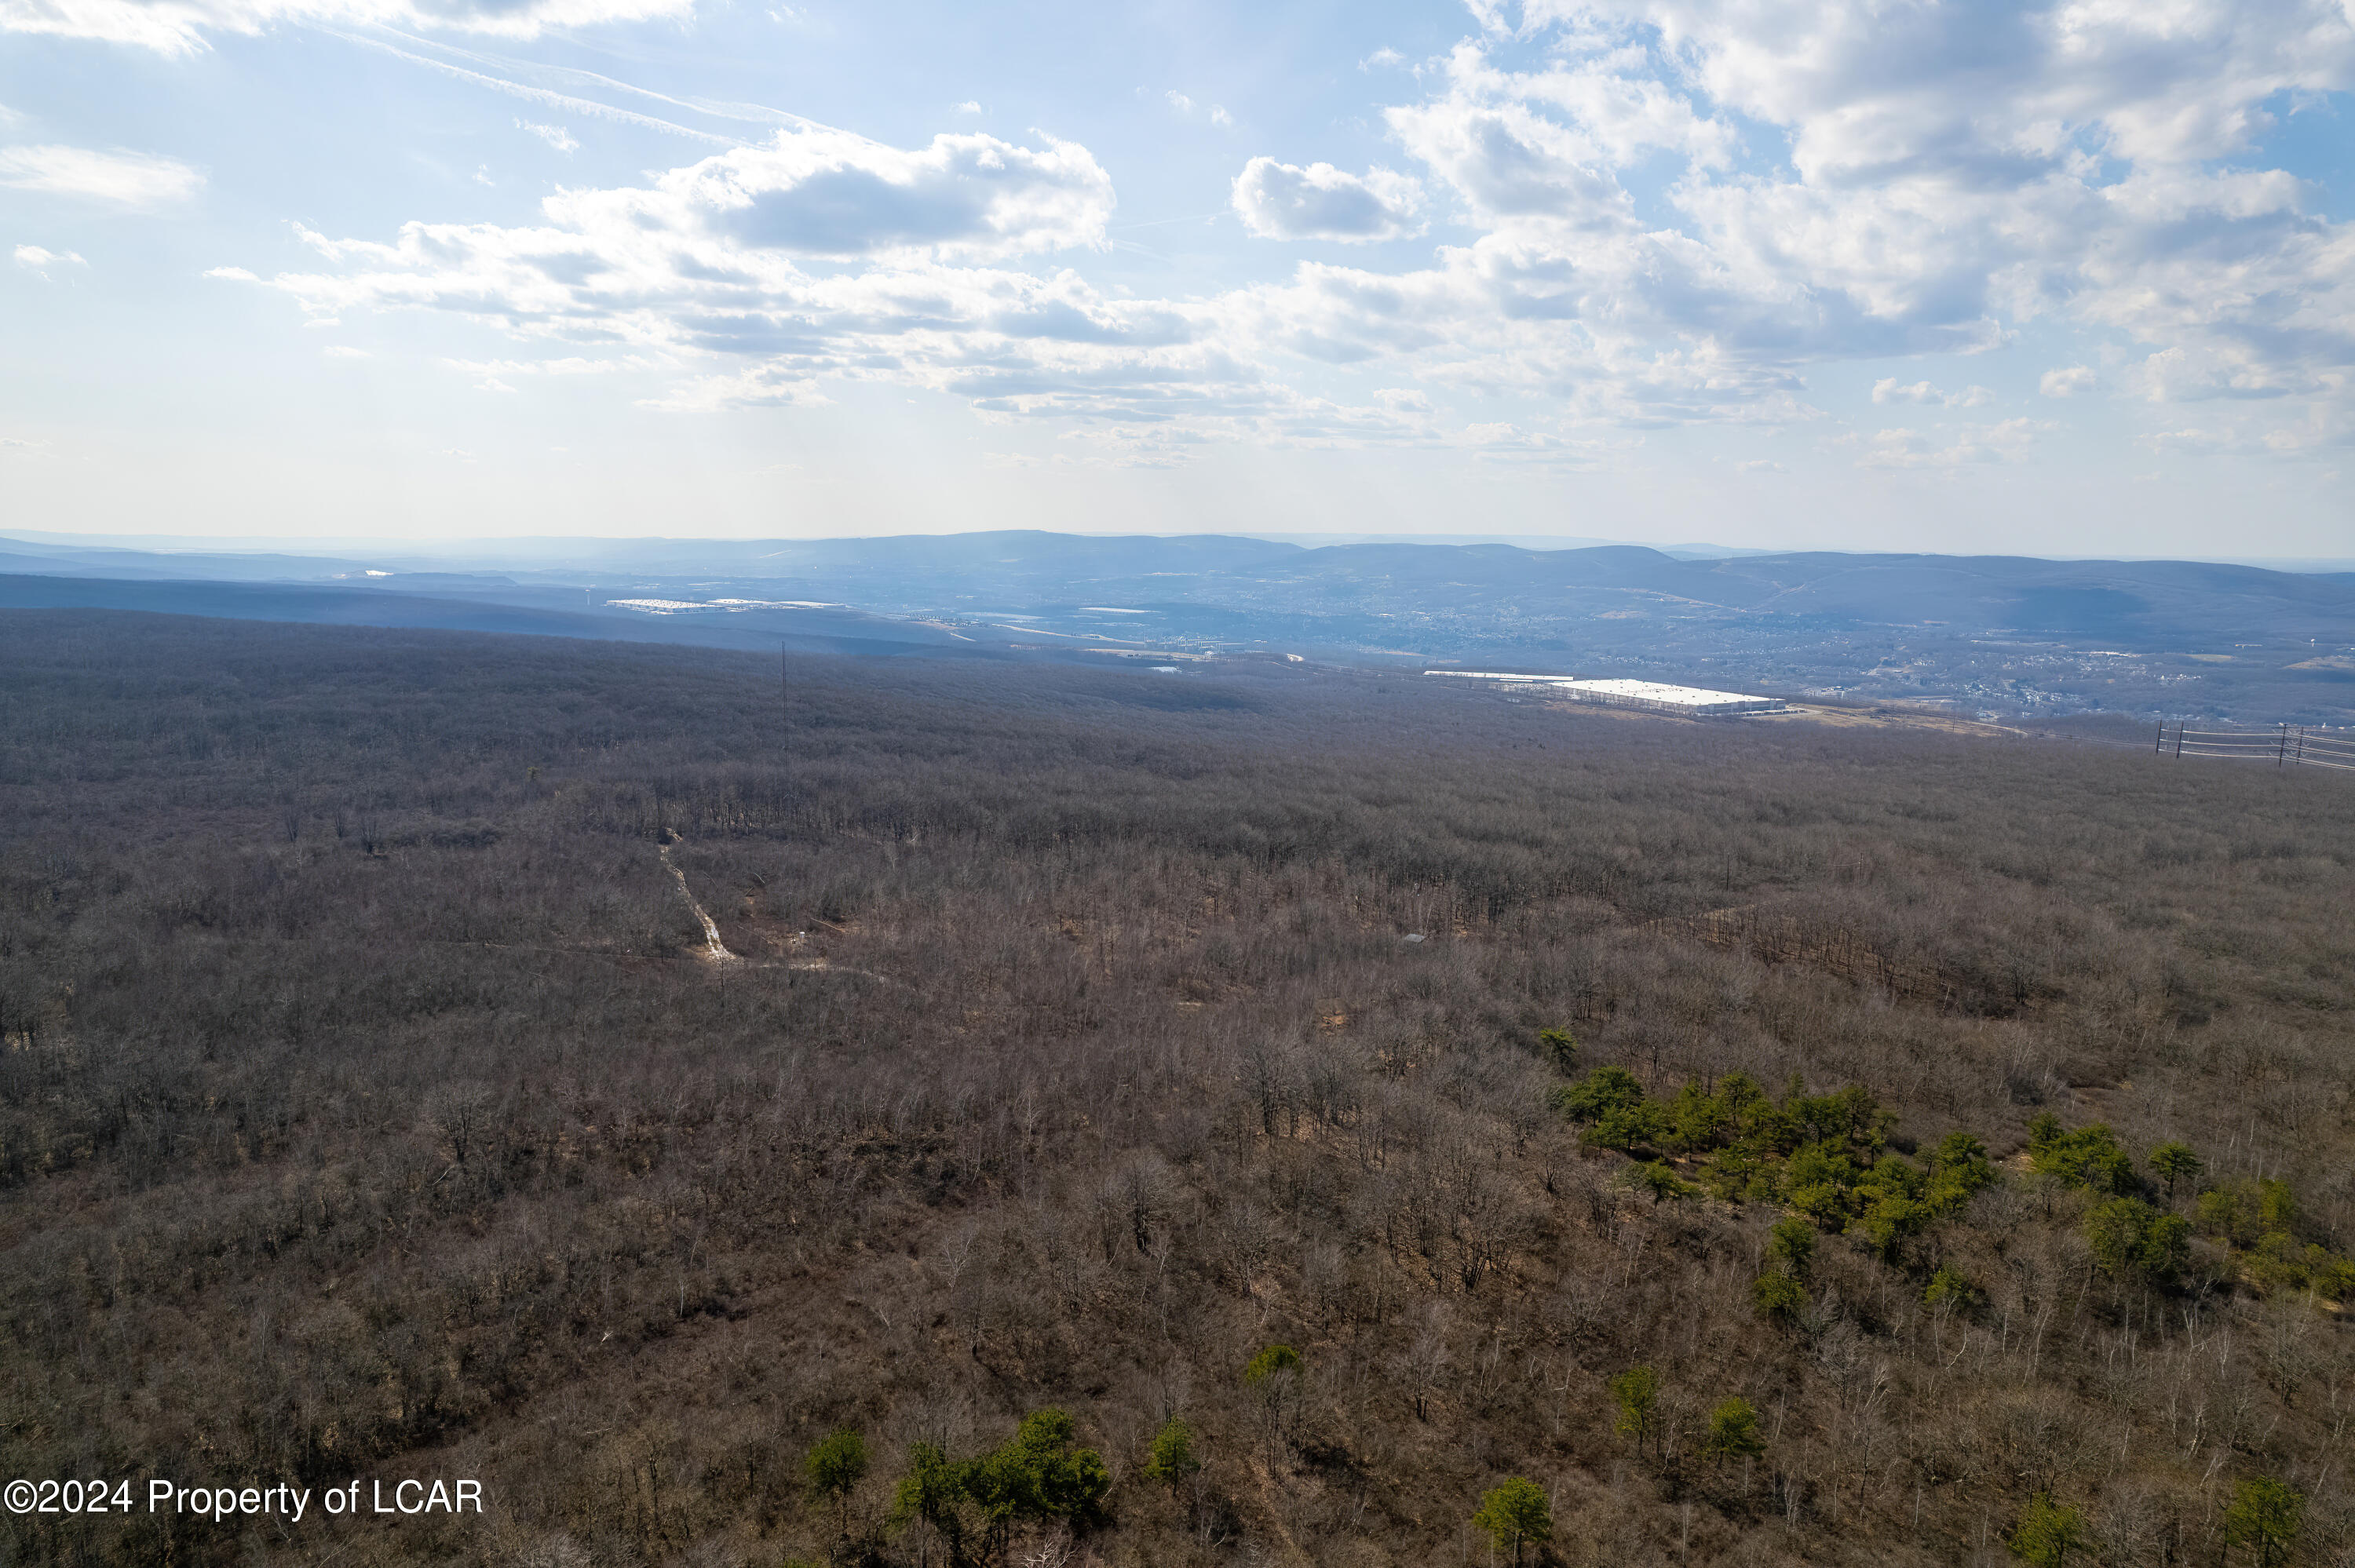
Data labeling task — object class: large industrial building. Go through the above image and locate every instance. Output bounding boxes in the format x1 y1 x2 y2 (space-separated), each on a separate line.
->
1426 670 1787 717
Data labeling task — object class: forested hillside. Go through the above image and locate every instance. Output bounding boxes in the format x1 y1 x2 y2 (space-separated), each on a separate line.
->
2 610 2351 1568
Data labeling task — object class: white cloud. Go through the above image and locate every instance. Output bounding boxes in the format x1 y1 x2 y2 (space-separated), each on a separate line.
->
1232 159 1422 242
631 126 1113 261
1 0 691 54
516 119 578 153
1511 0 2354 172
1852 418 2050 469
2041 365 2097 398
1872 379 1995 407
322 344 370 358
1455 420 1607 464
1360 48 1404 71
0 144 202 206
13 242 86 269
1353 9 2351 442
2123 341 2338 403
2142 403 2355 455
213 0 2355 467
1162 90 1232 128
1386 42 1735 227
2145 425 2244 454
220 126 1185 418
951 101 982 116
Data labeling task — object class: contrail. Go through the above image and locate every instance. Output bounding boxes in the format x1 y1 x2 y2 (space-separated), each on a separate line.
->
368 27 831 131
323 27 741 147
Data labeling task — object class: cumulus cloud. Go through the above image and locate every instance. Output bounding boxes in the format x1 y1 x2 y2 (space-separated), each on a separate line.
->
214 126 1242 422
215 0 2355 465
0 144 202 206
651 126 1114 260
1 0 691 54
1358 5 2349 444
1509 0 2353 171
1386 42 1734 227
1231 159 1422 242
13 242 86 269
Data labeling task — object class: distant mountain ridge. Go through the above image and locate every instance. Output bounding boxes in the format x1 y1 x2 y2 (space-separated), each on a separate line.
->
4 532 2351 724
3 529 2350 644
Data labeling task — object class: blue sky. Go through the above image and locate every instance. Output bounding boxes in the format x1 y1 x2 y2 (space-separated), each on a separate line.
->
2 0 2351 556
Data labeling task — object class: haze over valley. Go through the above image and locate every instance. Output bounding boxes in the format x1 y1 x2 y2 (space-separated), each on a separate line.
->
6 531 2354 727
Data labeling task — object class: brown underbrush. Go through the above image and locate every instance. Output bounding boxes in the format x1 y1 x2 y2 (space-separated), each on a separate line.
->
2 610 2351 1567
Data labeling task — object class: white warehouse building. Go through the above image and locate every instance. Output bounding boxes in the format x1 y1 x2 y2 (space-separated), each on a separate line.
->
1426 670 1787 717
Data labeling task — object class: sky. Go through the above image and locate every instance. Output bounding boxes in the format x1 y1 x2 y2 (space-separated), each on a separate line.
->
2 0 2352 557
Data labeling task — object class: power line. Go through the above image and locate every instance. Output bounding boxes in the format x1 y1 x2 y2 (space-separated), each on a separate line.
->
2153 721 2355 772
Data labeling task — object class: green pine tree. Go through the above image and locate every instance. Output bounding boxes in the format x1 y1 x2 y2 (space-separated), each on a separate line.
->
2010 1493 2090 1568
2224 1478 2305 1568
1472 1476 1554 1566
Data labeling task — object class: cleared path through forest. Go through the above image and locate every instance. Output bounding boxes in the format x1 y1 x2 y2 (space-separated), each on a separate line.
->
658 833 738 963
656 832 915 990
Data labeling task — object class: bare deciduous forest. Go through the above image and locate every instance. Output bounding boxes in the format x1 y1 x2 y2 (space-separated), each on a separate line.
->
3 609 2352 1568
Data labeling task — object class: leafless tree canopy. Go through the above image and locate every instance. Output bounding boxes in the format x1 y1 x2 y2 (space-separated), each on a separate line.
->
2 609 2352 1567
